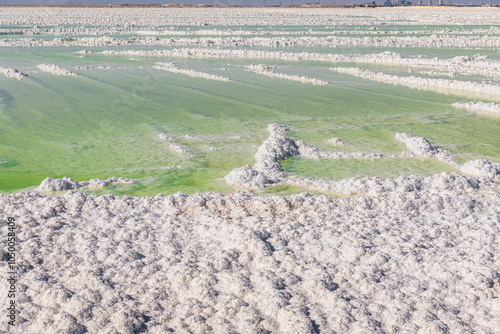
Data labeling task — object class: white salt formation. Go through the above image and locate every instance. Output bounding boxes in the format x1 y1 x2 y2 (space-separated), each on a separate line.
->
226 124 298 189
246 64 328 85
332 67 500 98
2 181 500 333
328 137 345 145
36 64 78 77
153 62 230 82
226 125 500 191
36 176 133 192
395 132 459 168
460 159 500 181
286 171 483 196
226 124 383 189
101 48 500 78
157 133 173 141
452 101 500 115
4 33 500 49
169 143 188 154
0 65 28 80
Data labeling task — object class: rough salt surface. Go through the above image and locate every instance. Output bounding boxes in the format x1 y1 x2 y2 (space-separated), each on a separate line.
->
460 159 500 181
36 176 133 192
1 182 499 333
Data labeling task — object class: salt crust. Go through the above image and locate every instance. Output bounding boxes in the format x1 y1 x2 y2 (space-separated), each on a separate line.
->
1 180 500 333
246 64 328 85
36 177 133 192
452 101 500 115
332 67 500 98
36 64 78 77
153 62 231 82
0 65 28 80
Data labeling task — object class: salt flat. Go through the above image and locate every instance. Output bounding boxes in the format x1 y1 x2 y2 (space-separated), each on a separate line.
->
0 6 499 333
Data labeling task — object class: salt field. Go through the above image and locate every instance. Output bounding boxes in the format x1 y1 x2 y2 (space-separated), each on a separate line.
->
1 6 500 333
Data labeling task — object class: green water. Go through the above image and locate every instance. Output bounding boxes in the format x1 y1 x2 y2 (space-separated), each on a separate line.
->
1 30 500 196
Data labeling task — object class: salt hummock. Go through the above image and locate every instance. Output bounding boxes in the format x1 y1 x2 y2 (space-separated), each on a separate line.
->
36 176 133 192
328 137 345 145
37 64 78 77
0 65 28 80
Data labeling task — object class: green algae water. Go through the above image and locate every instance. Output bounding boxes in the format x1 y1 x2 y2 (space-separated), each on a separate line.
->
1 20 500 196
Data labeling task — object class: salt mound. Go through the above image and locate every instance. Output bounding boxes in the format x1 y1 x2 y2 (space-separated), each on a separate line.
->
36 176 133 192
169 143 187 154
460 159 500 181
0 65 28 80
328 137 345 145
158 133 173 140
395 132 458 167
225 164 270 189
36 64 78 77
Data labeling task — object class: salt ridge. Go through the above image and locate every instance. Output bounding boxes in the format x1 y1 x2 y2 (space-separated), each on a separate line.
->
36 176 133 192
452 101 500 115
246 64 328 85
0 65 28 80
153 62 231 82
101 49 500 78
36 64 78 77
225 124 385 190
226 124 499 191
332 67 500 99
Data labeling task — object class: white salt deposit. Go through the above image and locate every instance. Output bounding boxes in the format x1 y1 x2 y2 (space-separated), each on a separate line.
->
36 176 133 192
332 67 500 99
226 124 499 192
452 101 500 115
101 48 500 79
2 179 500 333
460 159 500 181
169 143 188 154
394 132 458 168
153 62 231 82
36 64 78 77
246 64 328 85
328 137 345 145
2 7 500 333
157 133 173 141
0 65 28 80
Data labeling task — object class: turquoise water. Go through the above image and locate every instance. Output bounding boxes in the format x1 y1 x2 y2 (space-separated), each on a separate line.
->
1 26 500 196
